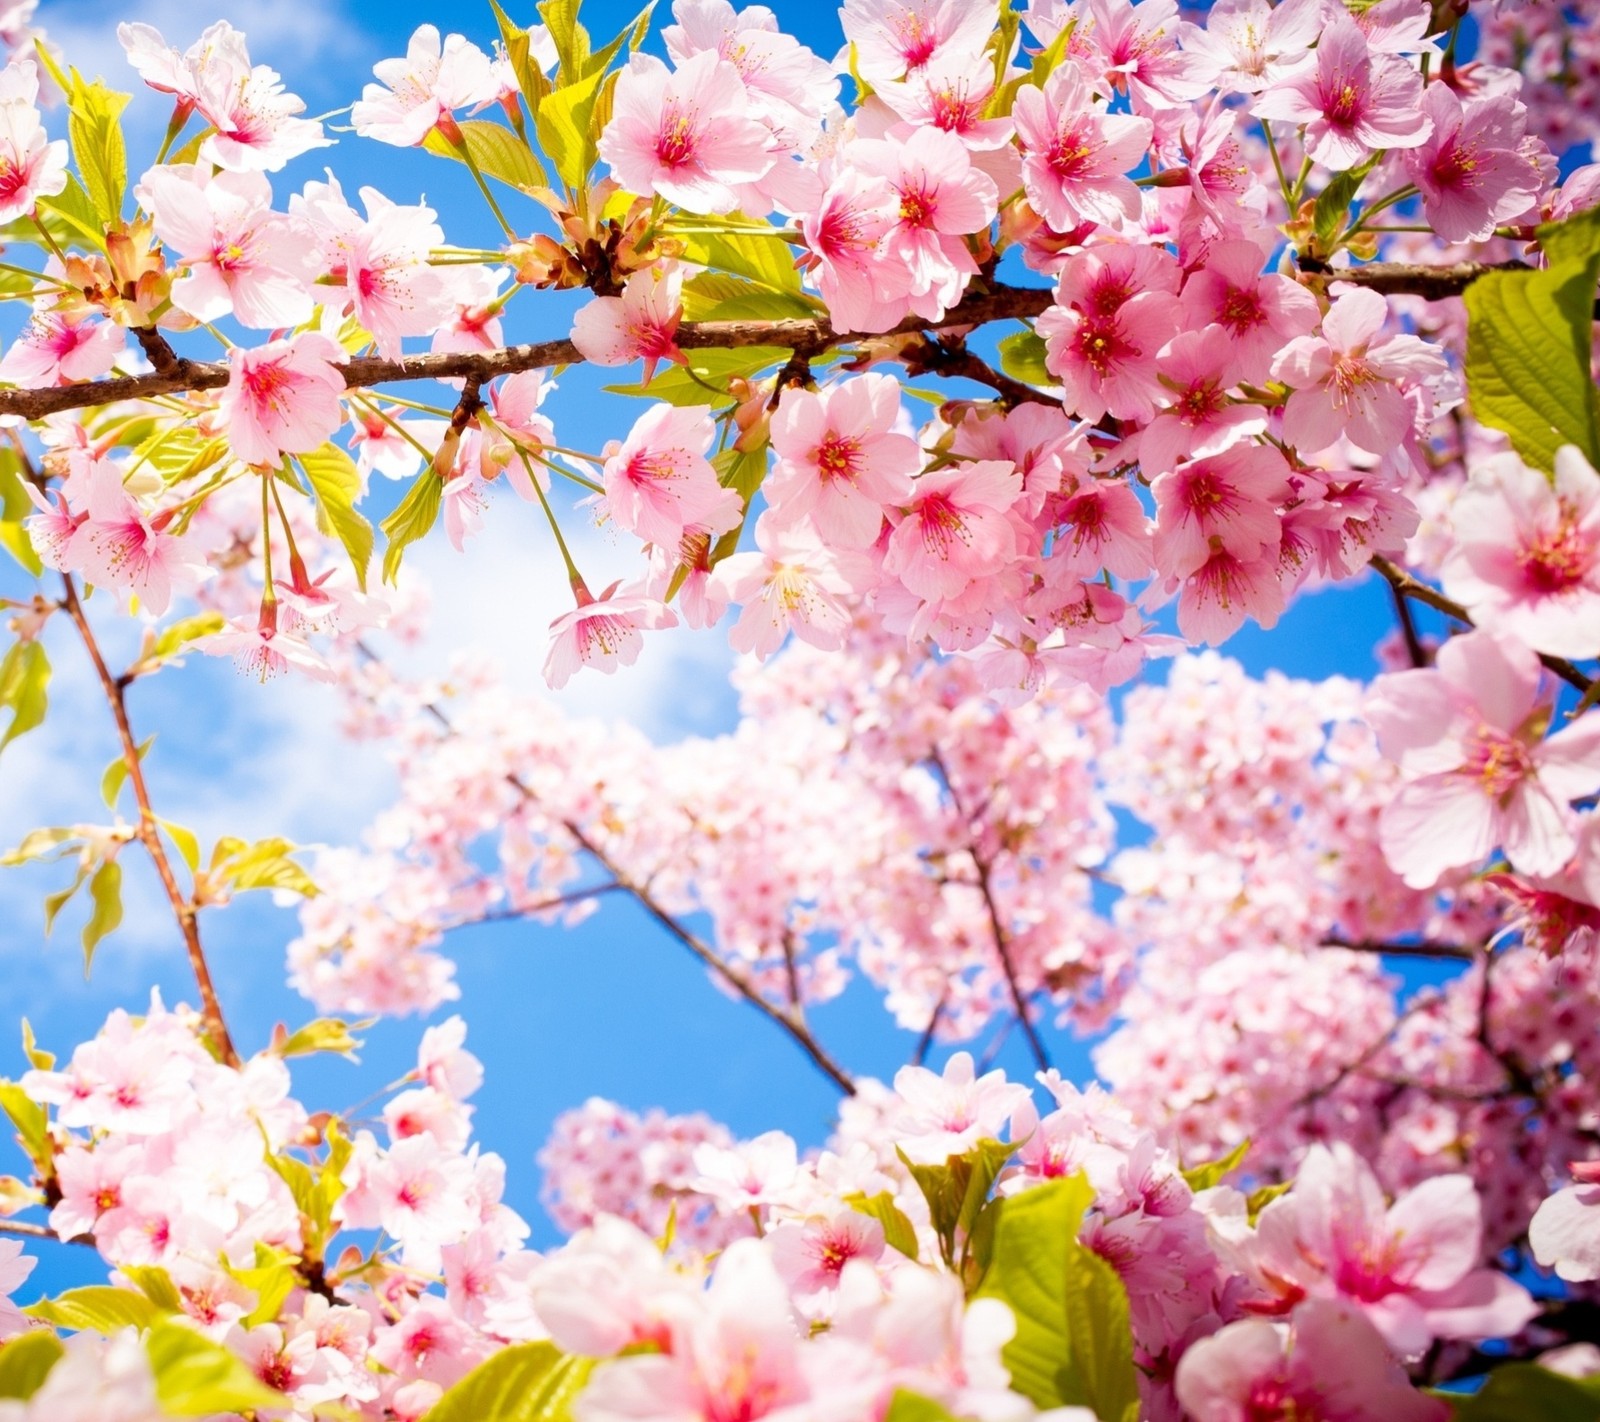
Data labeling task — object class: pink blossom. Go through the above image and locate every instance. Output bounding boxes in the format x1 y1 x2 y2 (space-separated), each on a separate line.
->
70 455 208 616
1184 0 1324 95
0 309 124 388
1530 1168 1600 1283
0 1239 33 1339
797 166 915 335
571 264 685 384
0 60 66 224
1365 629 1600 886
1151 444 1291 580
691 1130 800 1211
197 59 331 172
351 25 499 147
845 126 998 322
1075 0 1222 115
1251 14 1432 169
840 0 995 86
883 460 1022 600
139 164 315 328
1039 288 1179 425
1439 447 1600 660
876 49 1014 158
220 332 346 466
203 614 336 682
118 20 247 109
890 1051 1031 1164
600 50 776 215
601 403 740 548
1052 479 1154 579
1165 539 1288 645
1404 85 1543 244
1012 60 1153 230
1244 1144 1538 1356
1179 240 1321 387
769 1210 886 1296
766 374 918 547
1175 1300 1448 1422
1139 328 1268 477
711 513 870 659
1272 287 1446 457
417 1016 484 1100
543 583 679 689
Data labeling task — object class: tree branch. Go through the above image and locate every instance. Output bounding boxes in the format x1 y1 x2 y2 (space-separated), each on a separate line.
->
1294 258 1533 298
1371 557 1595 695
1321 934 1477 961
59 575 240 1068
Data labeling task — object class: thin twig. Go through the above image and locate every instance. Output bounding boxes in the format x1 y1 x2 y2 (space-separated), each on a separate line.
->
1321 935 1476 961
0 1219 89 1244
59 575 240 1067
1371 557 1594 695
912 985 949 1067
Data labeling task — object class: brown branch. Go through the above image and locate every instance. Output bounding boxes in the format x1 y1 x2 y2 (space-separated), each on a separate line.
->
354 644 857 1095
1321 934 1477 961
1386 572 1429 669
912 984 949 1067
905 334 1060 407
0 285 1060 423
1295 258 1533 298
59 574 240 1067
1371 557 1594 695
0 1219 90 1244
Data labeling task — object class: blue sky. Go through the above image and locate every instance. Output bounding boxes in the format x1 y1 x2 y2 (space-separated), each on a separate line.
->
0 0 1457 1298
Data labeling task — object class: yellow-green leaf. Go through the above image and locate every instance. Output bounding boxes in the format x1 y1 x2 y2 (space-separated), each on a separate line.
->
998 330 1052 387
81 858 122 973
681 271 816 322
212 836 319 898
845 1190 920 1259
0 639 48 755
1180 1138 1250 1192
538 0 591 84
101 735 154 809
146 1319 288 1417
426 1341 594 1422
534 65 613 190
26 1286 160 1334
275 1017 368 1059
119 1265 183 1313
677 228 804 297
20 1020 52 1072
381 469 444 584
1 827 76 867
65 71 131 228
297 443 374 592
423 119 547 193
146 613 226 668
491 0 554 113
0 1081 51 1177
0 1331 64 1400
159 818 200 874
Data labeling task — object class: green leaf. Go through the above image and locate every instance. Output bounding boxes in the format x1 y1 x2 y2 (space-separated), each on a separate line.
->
0 455 42 578
681 272 816 322
425 1341 595 1422
211 836 319 898
423 119 547 194
275 1017 368 1059
20 1020 52 1071
146 1318 288 1417
898 1137 1018 1268
1463 254 1600 471
702 441 768 572
883 1390 959 1422
81 858 122 973
33 174 107 251
582 3 655 80
1538 202 1600 266
973 1173 1139 1422
128 423 225 486
1444 1364 1600 1422
0 524 40 579
0 1082 50 1177
26 1286 160 1334
119 1265 183 1313
0 827 76 868
0 1331 65 1400
101 735 154 809
159 819 201 874
1310 155 1379 254
65 71 131 228
297 443 374 592
534 65 613 190
43 862 91 935
676 229 804 297
146 613 226 668
491 0 554 113
0 639 49 755
605 345 789 406
222 1242 299 1328
845 1191 921 1260
1180 1138 1249 1192
998 331 1052 388
538 0 591 84
381 470 444 584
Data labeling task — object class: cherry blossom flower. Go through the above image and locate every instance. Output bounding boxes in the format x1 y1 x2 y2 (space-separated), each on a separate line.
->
1251 14 1432 170
351 25 499 147
1178 240 1321 387
1184 0 1324 95
139 164 315 328
890 1051 1031 1164
1404 85 1543 244
601 403 740 548
571 264 686 384
711 512 870 659
1439 446 1600 660
0 60 66 224
769 1210 886 1297
1151 445 1291 580
1012 60 1153 231
0 1239 33 1339
1272 287 1446 457
197 56 331 172
766 374 919 547
840 0 995 86
220 332 347 466
70 456 207 616
796 166 915 335
884 460 1022 601
203 612 336 682
1530 1163 1600 1283
1075 0 1221 115
1039 288 1179 425
543 583 680 689
1365 630 1600 886
118 19 248 111
1175 1300 1448 1422
0 309 124 388
1139 328 1267 477
600 50 776 215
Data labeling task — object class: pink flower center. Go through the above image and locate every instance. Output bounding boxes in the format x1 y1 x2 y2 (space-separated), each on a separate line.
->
1429 138 1480 194
891 10 938 69
0 159 28 203
815 433 861 482
1176 378 1225 423
1047 130 1094 180
1463 726 1535 801
1219 285 1266 333
655 112 697 169
258 1355 295 1391
1243 1377 1303 1422
929 82 983 133
243 358 296 411
1073 317 1133 376
1322 77 1365 129
577 613 633 659
898 184 937 229
1518 506 1591 593
916 494 974 558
